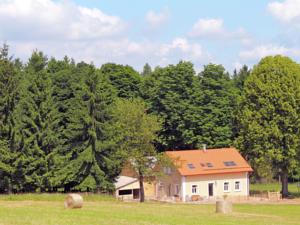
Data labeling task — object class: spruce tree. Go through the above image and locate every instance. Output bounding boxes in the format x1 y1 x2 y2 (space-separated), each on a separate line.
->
0 44 20 193
14 51 59 191
51 64 120 192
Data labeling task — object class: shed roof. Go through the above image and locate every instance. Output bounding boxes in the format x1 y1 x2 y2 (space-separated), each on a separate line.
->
115 176 138 189
166 147 253 176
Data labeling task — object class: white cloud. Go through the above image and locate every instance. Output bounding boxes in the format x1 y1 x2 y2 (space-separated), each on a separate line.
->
0 0 212 71
9 37 211 71
0 0 126 41
188 18 253 47
239 44 300 60
268 0 300 22
189 18 224 38
145 8 170 29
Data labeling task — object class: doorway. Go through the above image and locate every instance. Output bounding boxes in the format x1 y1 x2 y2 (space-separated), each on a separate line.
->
208 183 214 197
133 189 140 199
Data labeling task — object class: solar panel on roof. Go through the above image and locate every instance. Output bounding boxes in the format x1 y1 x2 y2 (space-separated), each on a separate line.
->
224 161 237 166
187 163 195 169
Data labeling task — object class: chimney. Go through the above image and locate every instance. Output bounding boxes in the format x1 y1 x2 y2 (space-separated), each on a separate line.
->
202 144 207 152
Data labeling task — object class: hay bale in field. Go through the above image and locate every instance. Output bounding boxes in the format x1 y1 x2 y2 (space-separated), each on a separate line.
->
216 200 232 214
64 194 83 209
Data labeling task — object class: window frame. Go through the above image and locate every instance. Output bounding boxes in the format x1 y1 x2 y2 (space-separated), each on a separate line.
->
191 184 198 194
223 181 230 193
234 181 241 192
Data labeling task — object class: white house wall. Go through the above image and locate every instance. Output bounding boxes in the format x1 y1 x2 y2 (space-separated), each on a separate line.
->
184 172 248 200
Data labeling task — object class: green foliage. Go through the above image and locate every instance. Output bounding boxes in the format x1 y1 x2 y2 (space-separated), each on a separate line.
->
143 61 198 150
101 63 141 98
141 63 152 76
0 44 20 192
111 98 162 201
197 64 237 148
14 51 59 191
51 65 120 191
233 65 251 93
235 55 300 195
111 98 161 175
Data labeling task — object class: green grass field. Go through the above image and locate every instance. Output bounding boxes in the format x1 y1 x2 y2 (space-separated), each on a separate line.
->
0 194 300 225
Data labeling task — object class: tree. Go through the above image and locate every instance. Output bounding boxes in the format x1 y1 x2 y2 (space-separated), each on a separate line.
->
0 44 20 193
235 55 300 197
101 63 142 98
51 64 120 192
141 63 152 76
111 98 161 202
196 64 237 148
14 51 59 191
143 61 198 150
233 65 251 93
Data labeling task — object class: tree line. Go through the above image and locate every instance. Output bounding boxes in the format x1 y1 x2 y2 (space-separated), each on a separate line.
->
0 44 299 196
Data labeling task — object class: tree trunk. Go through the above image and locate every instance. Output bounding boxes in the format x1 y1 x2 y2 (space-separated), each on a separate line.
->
281 170 289 198
7 177 12 194
139 173 145 202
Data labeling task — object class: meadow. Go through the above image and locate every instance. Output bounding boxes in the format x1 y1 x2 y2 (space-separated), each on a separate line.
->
0 193 300 225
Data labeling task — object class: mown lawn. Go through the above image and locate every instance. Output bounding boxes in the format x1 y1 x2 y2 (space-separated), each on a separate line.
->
0 194 300 225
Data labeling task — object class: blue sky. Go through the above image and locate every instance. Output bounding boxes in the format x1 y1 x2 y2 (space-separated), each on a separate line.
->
1 0 300 72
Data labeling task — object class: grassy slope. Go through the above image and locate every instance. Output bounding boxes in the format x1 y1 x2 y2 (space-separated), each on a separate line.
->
0 194 299 225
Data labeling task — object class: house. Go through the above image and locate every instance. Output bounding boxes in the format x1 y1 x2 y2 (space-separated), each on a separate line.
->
114 147 253 201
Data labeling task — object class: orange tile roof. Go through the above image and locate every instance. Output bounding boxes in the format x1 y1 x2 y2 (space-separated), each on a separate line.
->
165 148 253 176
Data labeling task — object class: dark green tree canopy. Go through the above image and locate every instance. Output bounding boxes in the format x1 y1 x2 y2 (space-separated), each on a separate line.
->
101 63 141 99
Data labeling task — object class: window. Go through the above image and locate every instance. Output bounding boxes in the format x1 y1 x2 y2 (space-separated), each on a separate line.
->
187 163 195 169
223 161 237 166
235 181 241 191
192 185 198 194
206 162 213 167
119 189 132 195
224 182 230 192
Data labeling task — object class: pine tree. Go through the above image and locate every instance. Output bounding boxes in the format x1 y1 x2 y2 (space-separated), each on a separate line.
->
0 44 20 193
14 51 59 191
51 64 120 192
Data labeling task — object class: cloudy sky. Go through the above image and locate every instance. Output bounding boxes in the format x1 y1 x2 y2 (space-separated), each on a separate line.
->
1 0 300 72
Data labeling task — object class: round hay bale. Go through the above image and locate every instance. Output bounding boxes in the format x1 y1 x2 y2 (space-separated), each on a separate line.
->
64 194 83 209
216 200 232 214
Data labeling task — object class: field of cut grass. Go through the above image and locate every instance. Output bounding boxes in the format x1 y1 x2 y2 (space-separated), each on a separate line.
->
0 194 300 225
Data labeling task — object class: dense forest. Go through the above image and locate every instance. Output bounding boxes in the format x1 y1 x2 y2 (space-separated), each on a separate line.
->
0 44 300 196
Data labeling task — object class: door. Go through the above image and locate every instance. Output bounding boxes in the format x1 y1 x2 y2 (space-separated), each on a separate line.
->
208 183 214 197
133 189 140 199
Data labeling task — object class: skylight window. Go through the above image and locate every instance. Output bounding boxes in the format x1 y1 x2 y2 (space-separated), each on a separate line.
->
206 162 213 167
224 161 237 166
200 163 206 167
187 163 195 169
